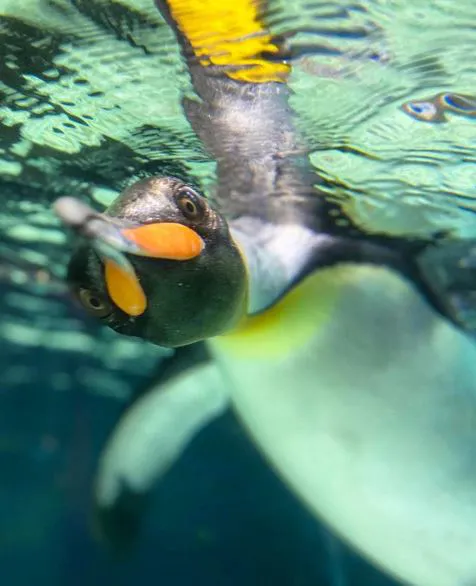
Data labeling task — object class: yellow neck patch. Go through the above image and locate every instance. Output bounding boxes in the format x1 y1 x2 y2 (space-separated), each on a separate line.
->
214 266 350 359
166 0 290 83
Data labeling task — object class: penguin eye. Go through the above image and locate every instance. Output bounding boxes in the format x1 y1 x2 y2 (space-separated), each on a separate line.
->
78 288 112 318
176 189 205 221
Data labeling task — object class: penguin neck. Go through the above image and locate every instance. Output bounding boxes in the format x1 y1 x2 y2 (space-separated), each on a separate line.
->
229 216 333 315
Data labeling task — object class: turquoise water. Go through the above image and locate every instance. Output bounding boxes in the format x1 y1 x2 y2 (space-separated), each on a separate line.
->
0 0 475 584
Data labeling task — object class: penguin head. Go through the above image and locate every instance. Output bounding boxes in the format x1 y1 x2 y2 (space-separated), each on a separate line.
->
65 176 248 347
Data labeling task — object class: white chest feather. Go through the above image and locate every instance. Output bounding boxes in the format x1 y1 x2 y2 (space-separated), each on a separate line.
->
210 264 476 586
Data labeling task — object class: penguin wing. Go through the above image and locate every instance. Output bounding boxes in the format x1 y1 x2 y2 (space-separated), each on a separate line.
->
93 343 229 551
417 238 476 334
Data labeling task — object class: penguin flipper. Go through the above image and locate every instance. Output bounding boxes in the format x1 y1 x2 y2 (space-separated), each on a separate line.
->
417 238 476 333
93 343 229 552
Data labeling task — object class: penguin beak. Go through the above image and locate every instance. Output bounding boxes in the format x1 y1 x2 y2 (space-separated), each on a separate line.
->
54 196 205 318
53 196 205 261
120 222 205 261
99 222 205 319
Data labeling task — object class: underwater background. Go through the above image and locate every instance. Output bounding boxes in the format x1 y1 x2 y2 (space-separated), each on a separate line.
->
0 0 475 584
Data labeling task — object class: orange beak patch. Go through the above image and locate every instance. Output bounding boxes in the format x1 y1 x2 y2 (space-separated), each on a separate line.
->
102 223 203 317
121 222 204 260
104 260 147 317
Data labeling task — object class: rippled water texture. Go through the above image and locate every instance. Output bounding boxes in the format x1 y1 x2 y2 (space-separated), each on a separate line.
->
0 0 474 350
0 0 475 584
273 0 476 237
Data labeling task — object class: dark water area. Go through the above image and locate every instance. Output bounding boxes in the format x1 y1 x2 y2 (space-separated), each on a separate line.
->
0 361 393 586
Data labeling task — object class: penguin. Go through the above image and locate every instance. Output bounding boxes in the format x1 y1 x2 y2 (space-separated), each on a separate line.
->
54 0 476 584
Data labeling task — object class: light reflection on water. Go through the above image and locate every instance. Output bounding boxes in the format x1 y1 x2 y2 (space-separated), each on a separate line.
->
276 0 476 238
0 1 475 585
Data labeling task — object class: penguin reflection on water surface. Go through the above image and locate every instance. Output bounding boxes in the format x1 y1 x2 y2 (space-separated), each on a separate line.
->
55 0 476 585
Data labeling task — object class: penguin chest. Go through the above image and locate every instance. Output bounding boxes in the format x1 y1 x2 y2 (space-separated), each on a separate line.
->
209 265 476 586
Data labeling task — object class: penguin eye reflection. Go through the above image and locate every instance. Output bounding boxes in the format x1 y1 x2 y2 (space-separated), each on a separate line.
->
78 288 112 318
176 189 205 221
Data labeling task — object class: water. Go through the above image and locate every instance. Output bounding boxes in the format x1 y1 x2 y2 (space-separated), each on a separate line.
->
0 0 475 584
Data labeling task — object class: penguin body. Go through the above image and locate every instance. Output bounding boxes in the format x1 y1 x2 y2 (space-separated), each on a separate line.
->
81 235 476 584
54 0 476 584
211 263 476 586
